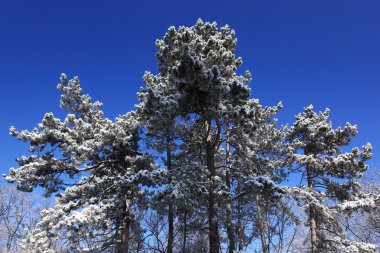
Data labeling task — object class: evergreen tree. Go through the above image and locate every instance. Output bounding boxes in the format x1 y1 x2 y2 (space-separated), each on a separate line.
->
5 75 162 252
142 19 288 252
3 20 379 253
286 105 376 253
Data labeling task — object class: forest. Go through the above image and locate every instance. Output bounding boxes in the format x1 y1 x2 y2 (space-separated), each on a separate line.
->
2 19 379 253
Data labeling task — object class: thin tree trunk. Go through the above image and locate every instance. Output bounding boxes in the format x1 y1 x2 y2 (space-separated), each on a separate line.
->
6 233 12 252
167 128 174 253
205 118 220 253
236 183 243 251
256 195 267 253
120 199 131 253
306 164 318 253
182 211 187 253
121 219 130 253
207 146 219 253
168 204 174 253
225 125 235 253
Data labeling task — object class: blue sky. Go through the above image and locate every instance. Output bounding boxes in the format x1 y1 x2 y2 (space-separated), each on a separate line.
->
0 0 379 177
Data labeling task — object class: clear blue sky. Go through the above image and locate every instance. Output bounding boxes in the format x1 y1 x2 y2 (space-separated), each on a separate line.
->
0 0 379 177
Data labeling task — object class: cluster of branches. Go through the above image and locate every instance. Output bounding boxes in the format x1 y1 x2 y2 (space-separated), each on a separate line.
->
0 183 51 253
4 19 380 253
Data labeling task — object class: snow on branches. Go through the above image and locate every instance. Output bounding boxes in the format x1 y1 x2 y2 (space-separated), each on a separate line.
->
5 75 162 251
3 21 379 253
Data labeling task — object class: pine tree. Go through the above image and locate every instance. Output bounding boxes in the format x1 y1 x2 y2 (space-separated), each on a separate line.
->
143 19 292 253
228 99 287 252
137 72 180 253
5 75 162 252
3 20 379 253
286 105 376 253
151 19 252 253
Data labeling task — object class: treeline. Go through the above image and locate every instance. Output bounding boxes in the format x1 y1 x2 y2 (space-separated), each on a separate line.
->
4 19 380 253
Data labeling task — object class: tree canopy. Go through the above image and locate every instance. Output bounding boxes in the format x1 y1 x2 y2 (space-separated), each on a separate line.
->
4 19 379 253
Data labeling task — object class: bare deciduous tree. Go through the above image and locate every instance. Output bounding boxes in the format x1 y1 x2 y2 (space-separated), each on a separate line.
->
0 183 50 253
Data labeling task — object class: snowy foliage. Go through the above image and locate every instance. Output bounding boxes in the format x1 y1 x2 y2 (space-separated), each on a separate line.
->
320 237 377 253
286 105 376 252
5 75 162 251
3 20 379 253
154 18 251 114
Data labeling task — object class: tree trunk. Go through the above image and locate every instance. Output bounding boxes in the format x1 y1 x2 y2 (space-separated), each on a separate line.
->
256 195 268 253
205 118 220 253
236 183 243 251
121 220 130 253
120 199 131 253
168 203 174 253
167 128 174 253
6 233 12 252
182 211 187 253
225 125 235 253
306 164 318 253
207 146 219 253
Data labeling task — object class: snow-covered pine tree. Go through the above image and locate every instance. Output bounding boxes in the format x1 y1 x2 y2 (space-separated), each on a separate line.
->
286 105 377 253
5 75 162 252
137 71 204 253
148 19 288 253
4 19 378 253
152 19 252 253
138 72 216 251
136 72 180 253
227 99 287 252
